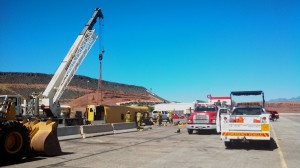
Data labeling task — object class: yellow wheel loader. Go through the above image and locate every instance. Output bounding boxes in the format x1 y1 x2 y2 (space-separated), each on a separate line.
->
0 98 61 164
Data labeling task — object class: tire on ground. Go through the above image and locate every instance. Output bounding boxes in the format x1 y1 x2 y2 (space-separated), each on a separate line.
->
224 141 232 149
187 129 193 134
0 121 30 163
263 140 271 148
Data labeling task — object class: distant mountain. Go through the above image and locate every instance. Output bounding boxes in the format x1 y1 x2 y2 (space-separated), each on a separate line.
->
269 96 300 102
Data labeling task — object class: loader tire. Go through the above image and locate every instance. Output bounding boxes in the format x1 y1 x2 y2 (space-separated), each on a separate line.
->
0 121 30 163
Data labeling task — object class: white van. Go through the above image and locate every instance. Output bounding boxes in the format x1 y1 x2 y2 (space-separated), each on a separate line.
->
151 110 169 122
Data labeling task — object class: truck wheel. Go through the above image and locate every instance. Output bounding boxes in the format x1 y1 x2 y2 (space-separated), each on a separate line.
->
187 129 193 134
0 121 30 163
224 141 232 149
263 140 271 148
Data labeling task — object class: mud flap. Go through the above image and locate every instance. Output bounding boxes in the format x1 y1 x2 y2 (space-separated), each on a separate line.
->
29 120 62 156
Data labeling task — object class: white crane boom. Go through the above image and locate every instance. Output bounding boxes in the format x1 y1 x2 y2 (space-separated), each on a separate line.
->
40 8 103 117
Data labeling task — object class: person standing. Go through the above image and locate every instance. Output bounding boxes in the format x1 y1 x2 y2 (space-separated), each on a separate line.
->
136 111 142 128
125 111 131 123
168 110 173 124
157 111 162 126
216 100 221 106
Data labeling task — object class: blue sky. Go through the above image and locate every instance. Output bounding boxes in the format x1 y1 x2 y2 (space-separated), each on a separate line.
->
1 0 299 102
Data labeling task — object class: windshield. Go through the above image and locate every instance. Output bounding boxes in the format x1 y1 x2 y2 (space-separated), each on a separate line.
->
232 107 263 115
219 109 228 114
0 97 5 104
195 106 216 112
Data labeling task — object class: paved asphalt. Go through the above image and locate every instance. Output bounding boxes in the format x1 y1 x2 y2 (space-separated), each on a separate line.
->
2 114 300 168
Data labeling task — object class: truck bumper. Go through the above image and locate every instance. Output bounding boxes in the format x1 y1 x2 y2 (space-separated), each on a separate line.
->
186 124 216 130
221 132 271 142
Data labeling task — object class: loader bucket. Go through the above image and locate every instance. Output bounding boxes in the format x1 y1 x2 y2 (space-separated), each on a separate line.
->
29 120 62 156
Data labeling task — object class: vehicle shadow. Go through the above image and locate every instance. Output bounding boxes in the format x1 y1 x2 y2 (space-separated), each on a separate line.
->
226 138 278 151
195 129 218 135
0 152 74 167
0 157 46 167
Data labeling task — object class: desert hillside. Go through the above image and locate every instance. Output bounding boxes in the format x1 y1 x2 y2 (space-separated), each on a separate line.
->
0 72 166 112
265 102 300 113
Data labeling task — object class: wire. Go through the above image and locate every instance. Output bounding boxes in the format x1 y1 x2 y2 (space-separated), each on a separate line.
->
97 17 104 105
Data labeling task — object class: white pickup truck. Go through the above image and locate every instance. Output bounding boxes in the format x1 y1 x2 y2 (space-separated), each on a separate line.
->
220 91 271 148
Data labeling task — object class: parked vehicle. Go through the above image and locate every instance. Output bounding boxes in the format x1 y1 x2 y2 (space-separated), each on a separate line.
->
152 110 169 122
172 113 185 119
220 91 271 148
186 103 218 134
266 110 279 121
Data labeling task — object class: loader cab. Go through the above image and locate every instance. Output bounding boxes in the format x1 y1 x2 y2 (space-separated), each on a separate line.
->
0 95 23 116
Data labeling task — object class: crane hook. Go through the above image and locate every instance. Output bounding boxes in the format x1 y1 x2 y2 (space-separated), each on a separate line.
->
99 48 105 60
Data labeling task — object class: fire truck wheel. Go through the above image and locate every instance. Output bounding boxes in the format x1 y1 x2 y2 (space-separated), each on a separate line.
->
187 129 193 134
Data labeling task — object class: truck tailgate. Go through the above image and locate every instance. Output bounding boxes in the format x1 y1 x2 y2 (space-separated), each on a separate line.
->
220 114 270 141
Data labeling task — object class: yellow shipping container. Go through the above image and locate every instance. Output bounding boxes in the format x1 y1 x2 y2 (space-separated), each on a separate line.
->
87 105 149 124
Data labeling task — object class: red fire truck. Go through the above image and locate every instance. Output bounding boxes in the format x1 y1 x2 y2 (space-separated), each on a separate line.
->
186 103 218 134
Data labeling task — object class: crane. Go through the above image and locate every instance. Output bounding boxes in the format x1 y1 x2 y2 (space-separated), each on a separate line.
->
28 8 104 117
0 8 105 162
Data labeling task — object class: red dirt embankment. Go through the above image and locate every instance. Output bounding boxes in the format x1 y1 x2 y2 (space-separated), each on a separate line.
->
265 102 300 113
68 89 163 112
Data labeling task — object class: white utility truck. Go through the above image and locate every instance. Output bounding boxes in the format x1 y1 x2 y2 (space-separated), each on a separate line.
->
220 91 271 148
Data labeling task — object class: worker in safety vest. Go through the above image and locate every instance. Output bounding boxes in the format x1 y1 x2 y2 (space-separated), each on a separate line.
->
143 112 149 125
5 99 15 113
125 111 131 123
136 111 142 128
168 110 173 124
5 98 17 120
157 111 162 126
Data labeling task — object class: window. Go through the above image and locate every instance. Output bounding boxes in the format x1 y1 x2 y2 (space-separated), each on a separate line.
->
232 108 262 115
195 106 216 112
0 97 5 104
220 109 227 114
